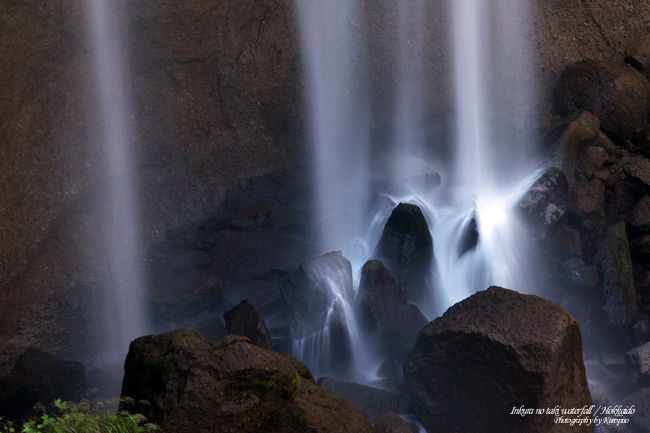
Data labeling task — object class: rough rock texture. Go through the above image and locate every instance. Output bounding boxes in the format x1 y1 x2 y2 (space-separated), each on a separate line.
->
595 221 637 327
356 260 427 360
376 204 433 304
0 349 85 421
404 287 592 433
120 330 374 433
631 196 650 229
372 412 413 433
223 299 272 350
555 60 650 138
317 377 399 421
519 167 568 228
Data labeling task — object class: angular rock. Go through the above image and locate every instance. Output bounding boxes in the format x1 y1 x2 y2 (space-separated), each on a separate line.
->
120 330 374 433
356 260 427 359
0 349 85 421
223 299 272 350
595 221 637 327
519 167 568 228
555 60 650 138
457 215 479 257
375 203 433 303
626 342 650 382
317 377 399 421
404 287 592 433
372 412 413 433
631 196 650 229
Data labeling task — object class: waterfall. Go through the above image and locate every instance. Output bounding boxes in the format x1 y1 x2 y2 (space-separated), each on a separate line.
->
295 0 541 381
85 0 149 368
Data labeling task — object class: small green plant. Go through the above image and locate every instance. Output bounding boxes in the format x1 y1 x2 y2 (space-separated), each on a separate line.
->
0 398 157 433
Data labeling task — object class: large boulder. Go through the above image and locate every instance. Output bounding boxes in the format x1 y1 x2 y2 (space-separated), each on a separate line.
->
120 330 374 433
375 203 433 304
223 299 272 350
356 260 427 360
555 60 650 138
595 221 637 327
0 349 85 421
626 34 650 82
404 287 592 433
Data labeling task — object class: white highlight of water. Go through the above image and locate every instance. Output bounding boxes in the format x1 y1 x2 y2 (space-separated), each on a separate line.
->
86 0 148 364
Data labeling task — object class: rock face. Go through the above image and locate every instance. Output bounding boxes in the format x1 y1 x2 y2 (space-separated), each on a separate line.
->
626 34 650 82
120 330 374 433
223 299 272 350
0 349 85 421
595 221 637 327
404 287 592 433
376 204 433 303
554 60 650 138
356 260 427 360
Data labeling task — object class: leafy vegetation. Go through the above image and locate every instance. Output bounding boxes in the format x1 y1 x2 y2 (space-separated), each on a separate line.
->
0 398 159 433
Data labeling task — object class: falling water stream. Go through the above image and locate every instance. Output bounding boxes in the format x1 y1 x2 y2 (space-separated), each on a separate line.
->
295 0 543 388
86 0 148 371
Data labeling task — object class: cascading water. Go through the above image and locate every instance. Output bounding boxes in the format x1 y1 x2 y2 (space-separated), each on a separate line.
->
85 0 148 370
295 0 542 384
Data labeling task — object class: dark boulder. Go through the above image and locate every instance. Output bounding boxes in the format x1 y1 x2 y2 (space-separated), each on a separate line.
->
595 221 637 327
555 60 650 138
404 287 592 433
317 377 399 421
375 203 433 303
569 177 606 217
356 260 427 360
0 349 85 421
120 330 374 433
626 342 650 383
519 167 568 228
223 299 272 350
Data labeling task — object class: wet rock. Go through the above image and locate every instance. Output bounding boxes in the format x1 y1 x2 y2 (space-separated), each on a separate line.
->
625 34 650 82
457 215 479 257
633 315 650 345
120 330 374 433
579 145 610 174
223 299 272 350
0 349 85 421
627 342 650 382
619 155 650 188
631 196 650 229
404 286 591 433
569 265 600 288
554 112 601 190
554 226 583 257
356 260 427 359
621 388 650 433
372 412 413 433
376 203 433 303
281 251 355 372
519 167 568 228
569 178 606 217
555 60 650 138
317 377 399 421
595 221 638 327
